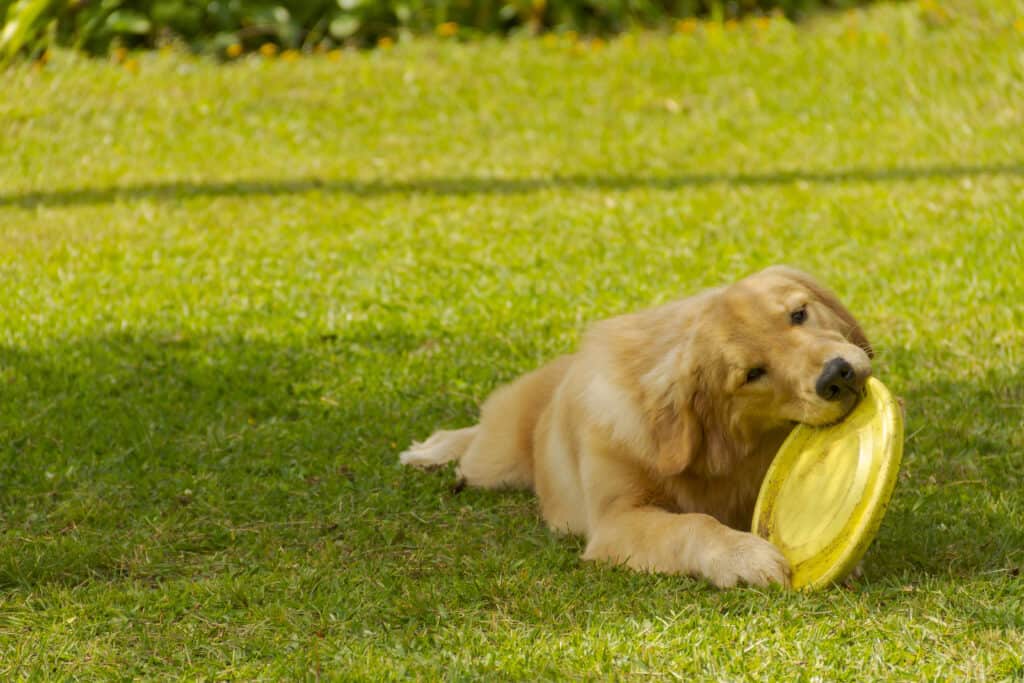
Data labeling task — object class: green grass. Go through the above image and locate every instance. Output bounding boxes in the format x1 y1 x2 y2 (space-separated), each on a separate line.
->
2 1 1024 678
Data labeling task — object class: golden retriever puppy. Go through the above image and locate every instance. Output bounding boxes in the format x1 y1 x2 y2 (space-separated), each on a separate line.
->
401 266 873 588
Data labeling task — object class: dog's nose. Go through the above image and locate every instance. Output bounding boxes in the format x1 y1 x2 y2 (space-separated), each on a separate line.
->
815 358 860 401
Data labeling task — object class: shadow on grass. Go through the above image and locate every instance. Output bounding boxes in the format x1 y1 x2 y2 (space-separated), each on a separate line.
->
865 359 1024 581
2 161 1024 208
0 328 456 589
0 331 1020 594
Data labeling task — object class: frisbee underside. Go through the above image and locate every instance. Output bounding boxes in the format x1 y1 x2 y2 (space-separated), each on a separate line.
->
752 377 903 590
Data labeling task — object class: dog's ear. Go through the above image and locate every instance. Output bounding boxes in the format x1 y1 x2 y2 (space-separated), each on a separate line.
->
602 302 715 477
652 373 744 478
652 399 703 477
691 384 745 477
627 333 706 477
769 266 874 358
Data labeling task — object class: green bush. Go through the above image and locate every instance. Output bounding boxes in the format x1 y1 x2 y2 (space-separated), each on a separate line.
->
0 0 866 62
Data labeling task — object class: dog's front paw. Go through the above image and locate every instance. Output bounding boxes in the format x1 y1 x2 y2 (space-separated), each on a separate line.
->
704 531 791 589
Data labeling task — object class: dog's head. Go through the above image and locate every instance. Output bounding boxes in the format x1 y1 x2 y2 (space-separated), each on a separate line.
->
641 266 872 477
702 265 873 426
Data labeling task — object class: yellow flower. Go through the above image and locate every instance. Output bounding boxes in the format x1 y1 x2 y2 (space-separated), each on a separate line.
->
327 49 343 61
563 30 578 44
542 33 559 48
123 58 139 74
753 16 771 31
724 19 739 31
590 37 606 50
1014 18 1024 33
281 49 300 61
259 42 278 57
676 18 698 34
226 43 243 58
112 46 128 63
377 36 394 49
436 21 458 37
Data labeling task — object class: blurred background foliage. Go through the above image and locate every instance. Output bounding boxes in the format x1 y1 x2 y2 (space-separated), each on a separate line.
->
0 0 867 62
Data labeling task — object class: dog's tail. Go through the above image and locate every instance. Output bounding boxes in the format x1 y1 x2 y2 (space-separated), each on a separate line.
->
399 426 479 469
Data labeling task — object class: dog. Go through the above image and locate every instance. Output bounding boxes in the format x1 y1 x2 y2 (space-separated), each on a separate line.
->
400 266 873 588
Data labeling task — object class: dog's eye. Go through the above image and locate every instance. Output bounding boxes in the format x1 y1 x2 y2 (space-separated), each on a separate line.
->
745 367 767 383
790 307 808 325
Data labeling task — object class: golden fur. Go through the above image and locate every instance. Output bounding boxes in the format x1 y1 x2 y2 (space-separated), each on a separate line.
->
401 266 873 588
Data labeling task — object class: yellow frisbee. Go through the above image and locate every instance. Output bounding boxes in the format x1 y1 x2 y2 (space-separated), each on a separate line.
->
752 377 903 590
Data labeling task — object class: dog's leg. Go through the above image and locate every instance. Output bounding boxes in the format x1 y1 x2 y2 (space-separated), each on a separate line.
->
582 507 791 588
412 355 573 491
576 436 791 588
400 426 479 469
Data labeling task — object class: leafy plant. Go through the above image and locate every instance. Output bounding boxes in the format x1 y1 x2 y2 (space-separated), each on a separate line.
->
0 0 868 60
0 0 60 64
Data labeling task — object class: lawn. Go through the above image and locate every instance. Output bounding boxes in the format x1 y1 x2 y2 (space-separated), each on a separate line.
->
1 0 1023 678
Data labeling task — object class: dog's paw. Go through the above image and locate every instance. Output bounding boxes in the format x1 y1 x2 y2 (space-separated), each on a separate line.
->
398 435 451 469
398 441 438 468
704 531 792 589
